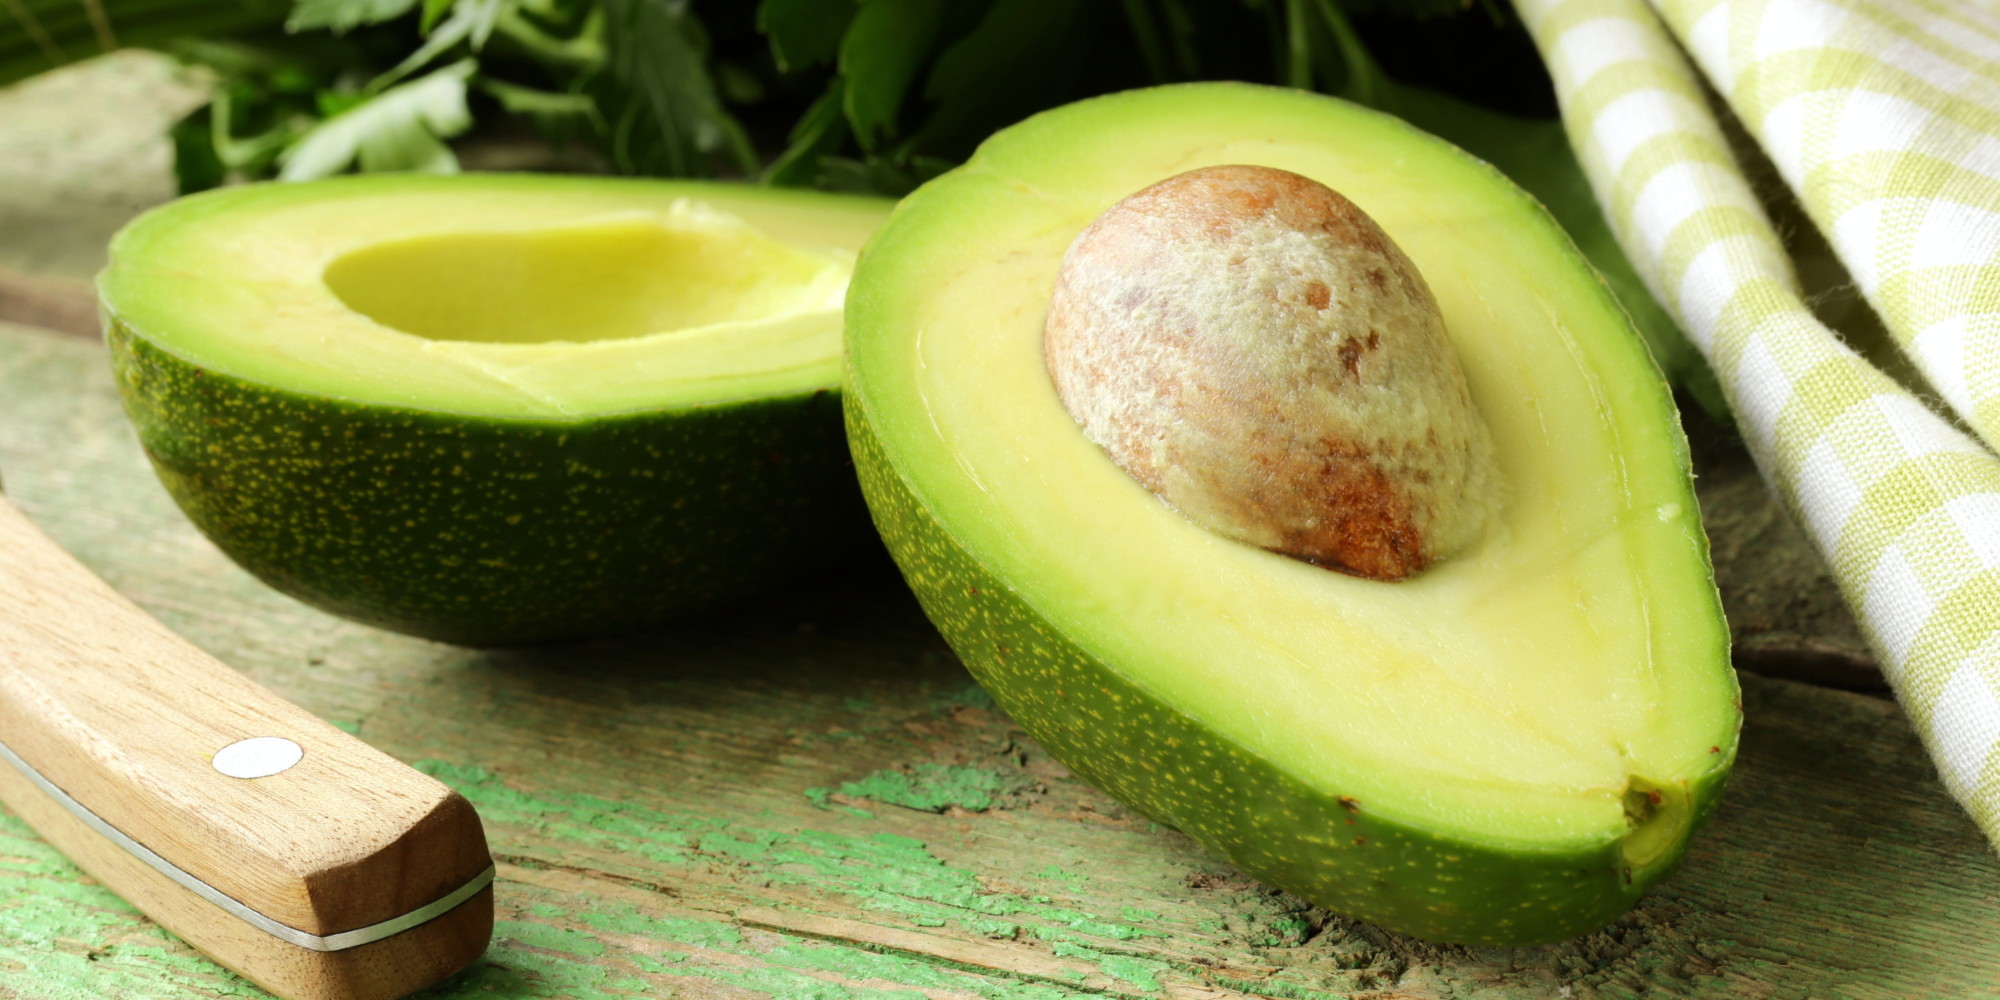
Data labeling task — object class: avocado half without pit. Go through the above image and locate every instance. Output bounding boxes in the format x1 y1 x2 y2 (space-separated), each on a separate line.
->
102 175 893 645
843 84 1740 945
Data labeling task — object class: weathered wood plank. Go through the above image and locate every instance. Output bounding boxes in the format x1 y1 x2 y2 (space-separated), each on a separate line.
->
0 51 204 339
1 318 1998 1000
0 48 1981 1000
0 51 200 344
0 51 203 282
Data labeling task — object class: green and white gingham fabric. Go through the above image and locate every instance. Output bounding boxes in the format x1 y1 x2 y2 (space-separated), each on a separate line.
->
1513 0 2000 845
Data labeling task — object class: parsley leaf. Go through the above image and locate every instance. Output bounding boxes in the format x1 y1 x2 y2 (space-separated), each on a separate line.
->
599 0 754 175
277 58 475 179
918 0 1091 160
837 0 944 152
757 0 856 73
761 80 848 187
287 0 420 34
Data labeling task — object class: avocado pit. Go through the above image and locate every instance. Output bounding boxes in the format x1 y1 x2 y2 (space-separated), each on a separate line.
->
1043 164 1496 580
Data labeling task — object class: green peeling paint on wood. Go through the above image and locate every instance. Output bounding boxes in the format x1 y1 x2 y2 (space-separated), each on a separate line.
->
0 809 265 1000
814 763 1033 814
422 760 1158 947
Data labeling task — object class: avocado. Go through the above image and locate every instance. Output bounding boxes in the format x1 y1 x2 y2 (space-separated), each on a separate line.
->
843 84 1739 945
102 174 892 645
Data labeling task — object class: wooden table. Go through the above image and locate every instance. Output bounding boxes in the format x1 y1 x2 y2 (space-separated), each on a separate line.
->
3 53 1997 1000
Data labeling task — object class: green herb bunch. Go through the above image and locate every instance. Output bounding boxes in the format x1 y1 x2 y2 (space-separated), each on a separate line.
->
0 0 1719 410
8 0 1535 194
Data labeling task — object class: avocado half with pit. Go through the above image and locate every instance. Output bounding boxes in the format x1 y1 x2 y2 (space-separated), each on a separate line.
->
844 84 1739 945
103 175 892 645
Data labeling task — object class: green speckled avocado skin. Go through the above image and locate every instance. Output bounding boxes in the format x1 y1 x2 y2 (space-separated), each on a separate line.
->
111 320 868 645
844 394 1734 946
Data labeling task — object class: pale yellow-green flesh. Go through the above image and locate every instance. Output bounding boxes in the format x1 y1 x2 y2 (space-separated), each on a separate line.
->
864 88 1734 852
101 176 888 418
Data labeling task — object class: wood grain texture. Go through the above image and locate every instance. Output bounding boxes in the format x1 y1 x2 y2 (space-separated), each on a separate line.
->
2 317 1997 999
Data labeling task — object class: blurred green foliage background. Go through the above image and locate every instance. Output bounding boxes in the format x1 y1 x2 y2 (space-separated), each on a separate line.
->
0 0 1720 410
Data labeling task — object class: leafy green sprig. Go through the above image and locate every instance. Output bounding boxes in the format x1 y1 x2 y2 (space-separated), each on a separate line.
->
156 0 1528 194
1 0 1719 410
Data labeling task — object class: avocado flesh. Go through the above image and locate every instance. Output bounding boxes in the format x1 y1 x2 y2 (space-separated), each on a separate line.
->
103 176 878 416
103 174 893 644
844 84 1738 943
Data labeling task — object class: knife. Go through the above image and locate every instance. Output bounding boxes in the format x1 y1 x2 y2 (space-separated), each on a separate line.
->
0 493 495 1000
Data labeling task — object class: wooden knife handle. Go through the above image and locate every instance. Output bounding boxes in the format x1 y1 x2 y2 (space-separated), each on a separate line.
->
0 495 494 1000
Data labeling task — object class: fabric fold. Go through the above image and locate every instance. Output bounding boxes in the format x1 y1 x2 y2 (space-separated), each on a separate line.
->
1516 0 2000 847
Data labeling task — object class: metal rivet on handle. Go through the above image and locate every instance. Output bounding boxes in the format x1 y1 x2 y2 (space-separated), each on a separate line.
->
212 737 304 778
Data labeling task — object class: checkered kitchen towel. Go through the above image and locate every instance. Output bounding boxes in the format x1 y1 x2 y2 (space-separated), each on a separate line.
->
1513 0 2000 845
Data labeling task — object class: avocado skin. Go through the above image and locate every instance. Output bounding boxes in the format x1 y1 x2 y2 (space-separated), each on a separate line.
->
110 318 868 646
845 392 1731 946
